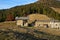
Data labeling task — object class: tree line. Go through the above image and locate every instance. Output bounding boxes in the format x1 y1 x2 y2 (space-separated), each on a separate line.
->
0 2 60 22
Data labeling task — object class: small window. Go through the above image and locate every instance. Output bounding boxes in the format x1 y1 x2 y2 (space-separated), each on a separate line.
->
56 24 57 26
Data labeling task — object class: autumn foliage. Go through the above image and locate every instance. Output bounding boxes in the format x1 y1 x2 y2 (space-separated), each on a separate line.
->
6 13 14 21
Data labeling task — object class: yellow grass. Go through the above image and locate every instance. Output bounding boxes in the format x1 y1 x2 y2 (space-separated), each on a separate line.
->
51 7 60 13
0 21 16 29
33 27 60 36
0 21 60 36
28 14 50 23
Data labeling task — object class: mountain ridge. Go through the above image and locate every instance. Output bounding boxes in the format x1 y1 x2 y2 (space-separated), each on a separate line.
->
0 0 60 22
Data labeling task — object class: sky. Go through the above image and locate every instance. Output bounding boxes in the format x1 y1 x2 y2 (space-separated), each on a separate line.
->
0 0 37 9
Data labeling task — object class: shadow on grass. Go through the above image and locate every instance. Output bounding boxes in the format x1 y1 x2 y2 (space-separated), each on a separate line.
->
0 29 48 40
34 30 60 40
34 30 48 35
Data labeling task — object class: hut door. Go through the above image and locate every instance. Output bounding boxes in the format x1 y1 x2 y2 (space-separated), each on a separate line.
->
44 24 49 28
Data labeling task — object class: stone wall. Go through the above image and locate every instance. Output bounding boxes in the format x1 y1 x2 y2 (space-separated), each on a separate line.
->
16 20 23 26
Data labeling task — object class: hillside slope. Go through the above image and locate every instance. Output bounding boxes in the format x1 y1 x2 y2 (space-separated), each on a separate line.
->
0 0 60 22
51 7 60 13
38 0 60 14
28 14 50 23
0 22 60 40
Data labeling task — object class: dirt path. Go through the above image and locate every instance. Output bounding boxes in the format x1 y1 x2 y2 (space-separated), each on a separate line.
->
50 7 60 13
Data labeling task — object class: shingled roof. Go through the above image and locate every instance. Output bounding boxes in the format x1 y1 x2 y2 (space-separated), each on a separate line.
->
15 17 29 20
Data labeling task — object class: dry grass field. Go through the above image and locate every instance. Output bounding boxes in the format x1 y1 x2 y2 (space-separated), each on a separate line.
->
51 7 60 13
34 27 60 36
0 21 17 29
28 14 50 23
0 21 60 35
0 21 60 40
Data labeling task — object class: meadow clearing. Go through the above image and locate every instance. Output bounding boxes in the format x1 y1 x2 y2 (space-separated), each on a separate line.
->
0 21 60 40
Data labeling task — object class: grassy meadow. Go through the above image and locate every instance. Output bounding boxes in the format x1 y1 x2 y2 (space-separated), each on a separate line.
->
0 21 60 40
